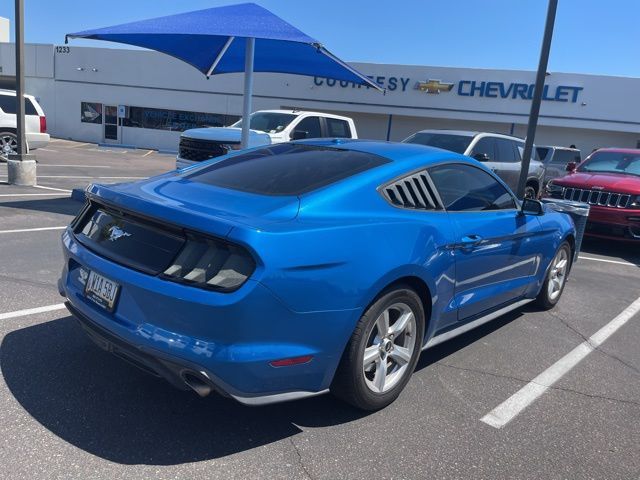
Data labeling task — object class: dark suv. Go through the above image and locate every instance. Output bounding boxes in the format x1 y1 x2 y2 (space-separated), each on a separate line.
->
404 130 545 198
536 146 582 186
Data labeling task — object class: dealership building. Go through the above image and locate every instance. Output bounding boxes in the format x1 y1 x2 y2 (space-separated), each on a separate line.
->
1 34 639 155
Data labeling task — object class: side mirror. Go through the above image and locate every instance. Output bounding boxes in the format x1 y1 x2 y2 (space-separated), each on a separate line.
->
290 130 308 140
473 153 491 162
566 161 577 172
521 198 544 216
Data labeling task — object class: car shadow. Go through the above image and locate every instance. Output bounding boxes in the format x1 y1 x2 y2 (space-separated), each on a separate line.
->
579 237 640 266
0 196 82 217
2 308 527 466
1 315 368 465
415 308 524 372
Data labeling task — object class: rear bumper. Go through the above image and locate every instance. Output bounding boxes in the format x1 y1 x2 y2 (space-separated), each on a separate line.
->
65 300 329 405
59 228 359 405
585 205 640 241
26 132 49 150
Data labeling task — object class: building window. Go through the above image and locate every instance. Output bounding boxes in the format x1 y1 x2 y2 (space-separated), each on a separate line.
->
121 106 240 132
81 102 102 124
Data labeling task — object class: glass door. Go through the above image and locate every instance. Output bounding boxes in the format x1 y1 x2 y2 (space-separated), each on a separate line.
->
103 105 119 143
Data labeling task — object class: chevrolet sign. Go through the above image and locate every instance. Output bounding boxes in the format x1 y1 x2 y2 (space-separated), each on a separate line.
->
415 79 455 94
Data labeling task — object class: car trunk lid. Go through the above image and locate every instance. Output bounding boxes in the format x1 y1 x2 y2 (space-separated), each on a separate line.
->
85 175 300 239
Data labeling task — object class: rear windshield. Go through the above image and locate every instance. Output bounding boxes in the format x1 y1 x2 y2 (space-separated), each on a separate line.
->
0 95 39 115
185 143 390 195
403 132 472 154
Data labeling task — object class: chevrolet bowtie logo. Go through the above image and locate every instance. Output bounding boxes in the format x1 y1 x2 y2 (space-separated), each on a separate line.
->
415 79 455 94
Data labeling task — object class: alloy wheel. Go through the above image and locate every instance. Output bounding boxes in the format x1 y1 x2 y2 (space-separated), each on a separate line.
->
362 302 417 393
0 133 18 160
547 247 569 301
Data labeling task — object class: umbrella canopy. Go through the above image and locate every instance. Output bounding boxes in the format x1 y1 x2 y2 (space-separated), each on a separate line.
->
66 3 382 147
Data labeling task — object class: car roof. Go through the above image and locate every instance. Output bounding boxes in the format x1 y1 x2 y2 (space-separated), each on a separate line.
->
412 129 525 142
294 138 472 165
255 109 351 120
537 145 580 151
0 89 36 100
592 147 640 154
290 139 503 204
412 129 478 137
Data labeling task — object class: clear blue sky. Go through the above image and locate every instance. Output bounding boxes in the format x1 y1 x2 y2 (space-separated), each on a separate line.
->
2 0 639 77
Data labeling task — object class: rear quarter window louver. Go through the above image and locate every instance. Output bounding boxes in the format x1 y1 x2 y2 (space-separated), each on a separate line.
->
381 171 439 210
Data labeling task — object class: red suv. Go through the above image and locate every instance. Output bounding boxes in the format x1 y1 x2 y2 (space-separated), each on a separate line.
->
545 148 640 241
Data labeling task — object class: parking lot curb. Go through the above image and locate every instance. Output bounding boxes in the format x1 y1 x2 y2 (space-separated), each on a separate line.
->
71 188 86 203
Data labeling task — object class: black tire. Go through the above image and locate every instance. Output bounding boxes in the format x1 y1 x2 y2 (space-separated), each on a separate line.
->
0 131 18 161
331 285 425 410
535 242 572 310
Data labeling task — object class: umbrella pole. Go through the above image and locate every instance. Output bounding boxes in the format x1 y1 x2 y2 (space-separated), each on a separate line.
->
241 37 255 149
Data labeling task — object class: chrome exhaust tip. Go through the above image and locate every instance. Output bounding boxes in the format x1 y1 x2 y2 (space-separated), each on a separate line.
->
182 371 213 397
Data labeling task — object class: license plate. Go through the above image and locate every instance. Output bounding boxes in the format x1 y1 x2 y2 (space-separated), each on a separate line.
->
84 270 120 312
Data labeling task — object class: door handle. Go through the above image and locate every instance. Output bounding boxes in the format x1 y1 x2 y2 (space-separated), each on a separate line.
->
460 234 483 248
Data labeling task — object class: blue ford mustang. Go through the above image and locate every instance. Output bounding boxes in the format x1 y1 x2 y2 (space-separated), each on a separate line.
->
59 140 575 410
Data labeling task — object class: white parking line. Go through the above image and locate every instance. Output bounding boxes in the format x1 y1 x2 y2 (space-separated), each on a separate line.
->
98 176 144 179
0 303 66 321
33 184 73 193
35 164 112 169
0 193 69 197
481 295 640 429
579 256 638 267
0 226 66 234
0 175 143 179
38 148 59 152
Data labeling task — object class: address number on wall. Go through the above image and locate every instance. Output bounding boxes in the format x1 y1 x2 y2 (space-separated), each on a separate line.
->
55 46 70 54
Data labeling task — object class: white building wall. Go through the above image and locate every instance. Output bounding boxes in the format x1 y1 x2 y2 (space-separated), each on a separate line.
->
0 43 638 156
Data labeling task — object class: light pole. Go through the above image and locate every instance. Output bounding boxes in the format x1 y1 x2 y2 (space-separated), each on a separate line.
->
7 0 37 186
516 0 558 199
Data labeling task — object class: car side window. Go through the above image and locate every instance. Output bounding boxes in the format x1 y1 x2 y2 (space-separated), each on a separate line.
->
429 163 517 212
516 144 540 162
495 138 519 162
326 118 351 138
294 116 322 139
0 95 38 115
469 137 496 162
552 149 580 164
536 147 550 162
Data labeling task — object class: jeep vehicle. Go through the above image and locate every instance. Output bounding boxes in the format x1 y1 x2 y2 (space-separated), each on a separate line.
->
403 130 545 198
176 109 357 169
536 145 582 186
545 148 640 241
0 89 50 160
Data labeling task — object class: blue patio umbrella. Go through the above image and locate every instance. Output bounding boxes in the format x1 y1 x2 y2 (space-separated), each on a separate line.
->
66 3 382 147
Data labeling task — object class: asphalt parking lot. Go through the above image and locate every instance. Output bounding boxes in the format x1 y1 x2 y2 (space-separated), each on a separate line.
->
0 140 639 480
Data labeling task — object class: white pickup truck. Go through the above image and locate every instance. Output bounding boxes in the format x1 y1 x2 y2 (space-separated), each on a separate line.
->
176 109 358 169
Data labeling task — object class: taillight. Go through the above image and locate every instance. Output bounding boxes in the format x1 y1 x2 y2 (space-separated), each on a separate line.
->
162 233 255 291
39 116 47 133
